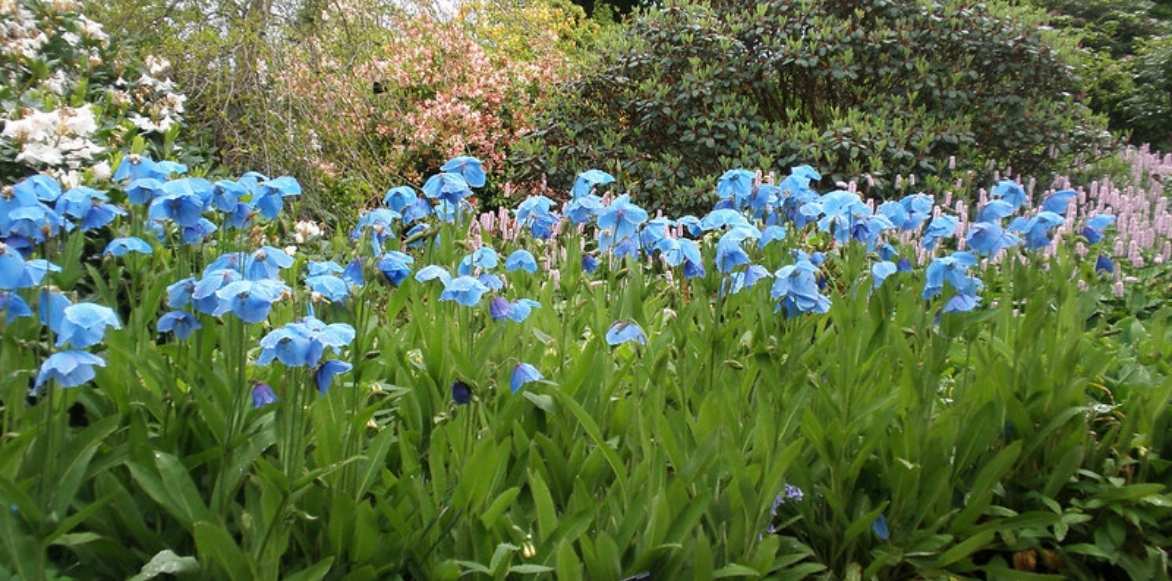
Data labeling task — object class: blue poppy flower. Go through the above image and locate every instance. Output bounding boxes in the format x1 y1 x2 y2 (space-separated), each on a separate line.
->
528 211 559 240
166 277 196 308
0 291 33 323
258 316 355 368
0 248 32 289
451 380 472 405
974 199 1015 224
991 180 1027 209
1095 254 1115 274
715 227 759 273
965 222 1020 256
35 351 106 391
352 208 401 251
458 247 499 275
727 264 771 294
478 273 504 291
5 203 68 242
564 194 604 224
192 269 242 314
149 183 207 227
402 196 432 223
759 225 787 249
422 172 473 206
700 208 750 231
571 169 615 198
1082 214 1115 244
597 195 648 241
639 218 674 250
923 252 982 312
415 265 452 285
208 179 245 212
441 156 486 188
377 251 414 286
179 218 218 245
850 212 895 249
157 310 202 340
215 279 289 323
605 320 647 346
675 215 701 237
506 298 540 323
251 382 277 408
13 174 61 203
516 195 555 225
716 169 756 207
315 360 353 393
1009 211 1064 250
103 236 152 257
440 276 490 307
343 259 365 287
510 363 543 393
771 259 831 316
581 254 599 273
921 215 958 250
505 250 538 273
871 261 897 289
113 155 163 182
252 176 301 220
1041 189 1077 214
79 201 126 232
38 288 70 333
897 194 935 231
307 261 343 277
383 185 418 212
56 187 106 219
897 258 913 272
490 296 512 320
801 190 866 242
306 275 350 302
56 303 121 348
872 514 890 541
244 246 294 280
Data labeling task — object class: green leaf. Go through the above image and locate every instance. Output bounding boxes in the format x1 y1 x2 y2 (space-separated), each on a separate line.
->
128 550 200 581
713 563 761 578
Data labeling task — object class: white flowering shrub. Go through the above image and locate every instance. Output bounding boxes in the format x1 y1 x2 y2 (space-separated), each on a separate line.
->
0 0 191 187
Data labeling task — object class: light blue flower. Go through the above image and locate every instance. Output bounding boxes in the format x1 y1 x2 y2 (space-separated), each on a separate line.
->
458 247 499 275
564 194 604 224
383 186 418 212
716 169 755 207
441 156 486 188
921 215 958 250
56 303 121 348
306 275 350 302
193 269 242 314
422 172 473 206
125 177 166 206
990 180 1027 209
210 180 245 212
56 187 106 219
13 174 61 203
572 169 615 198
0 291 33 323
157 311 201 340
700 208 750 231
871 261 897 289
1041 189 1077 214
1082 214 1115 244
1009 211 1064 250
923 252 982 312
872 514 890 541
727 264 771 294
35 351 106 391
253 176 301 220
605 320 646 346
167 277 196 308
759 225 787 249
103 236 153 257
258 316 355 368
180 218 218 245
215 279 289 323
244 246 294 280
415 265 452 285
510 363 543 393
315 360 353 393
597 195 648 241
639 218 674 250
676 215 702 237
505 250 538 273
965 222 1020 256
113 155 162 182
38 288 70 333
377 251 414 286
149 181 207 226
506 298 540 323
771 259 831 317
440 276 490 307
6 203 68 242
976 199 1017 223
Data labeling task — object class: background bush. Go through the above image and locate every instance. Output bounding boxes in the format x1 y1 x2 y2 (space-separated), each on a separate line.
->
509 0 1112 214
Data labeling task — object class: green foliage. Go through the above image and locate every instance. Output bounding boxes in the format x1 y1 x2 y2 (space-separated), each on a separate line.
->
510 0 1110 214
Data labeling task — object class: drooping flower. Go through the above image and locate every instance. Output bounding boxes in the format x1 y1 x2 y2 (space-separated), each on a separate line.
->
504 298 540 323
451 380 472 405
922 252 982 312
489 296 512 320
872 514 890 541
35 351 106 392
1095 254 1115 274
771 259 831 316
727 264 771 294
759 225 787 249
990 180 1027 209
1081 214 1115 244
965 222 1020 256
1041 189 1077 214
157 310 201 340
700 208 750 232
571 169 615 198
251 382 277 408
193 269 242 314
457 247 499 275
166 277 196 309
597 195 648 241
422 172 473 206
441 156 486 188
415 265 452 285
210 179 245 212
921 215 958 250
148 180 207 227
605 320 647 346
716 169 756 207
258 316 356 368
377 251 414 286
440 276 490 307
214 279 290 323
38 288 70 333
383 186 418 212
0 291 33 323
510 363 543 393
975 199 1017 224
244 246 294 280
564 194 604 224
306 275 350 302
581 254 599 274
505 250 538 273
871 261 897 289
1009 211 1064 250
252 176 301 220
315 360 353 393
103 236 152 257
56 303 121 348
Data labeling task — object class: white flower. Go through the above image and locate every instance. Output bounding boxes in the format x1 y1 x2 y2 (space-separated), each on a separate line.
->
284 245 298 256
293 220 322 243
15 142 63 166
90 160 111 181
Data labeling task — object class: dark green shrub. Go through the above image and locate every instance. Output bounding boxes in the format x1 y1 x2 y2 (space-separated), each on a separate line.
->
509 0 1110 214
